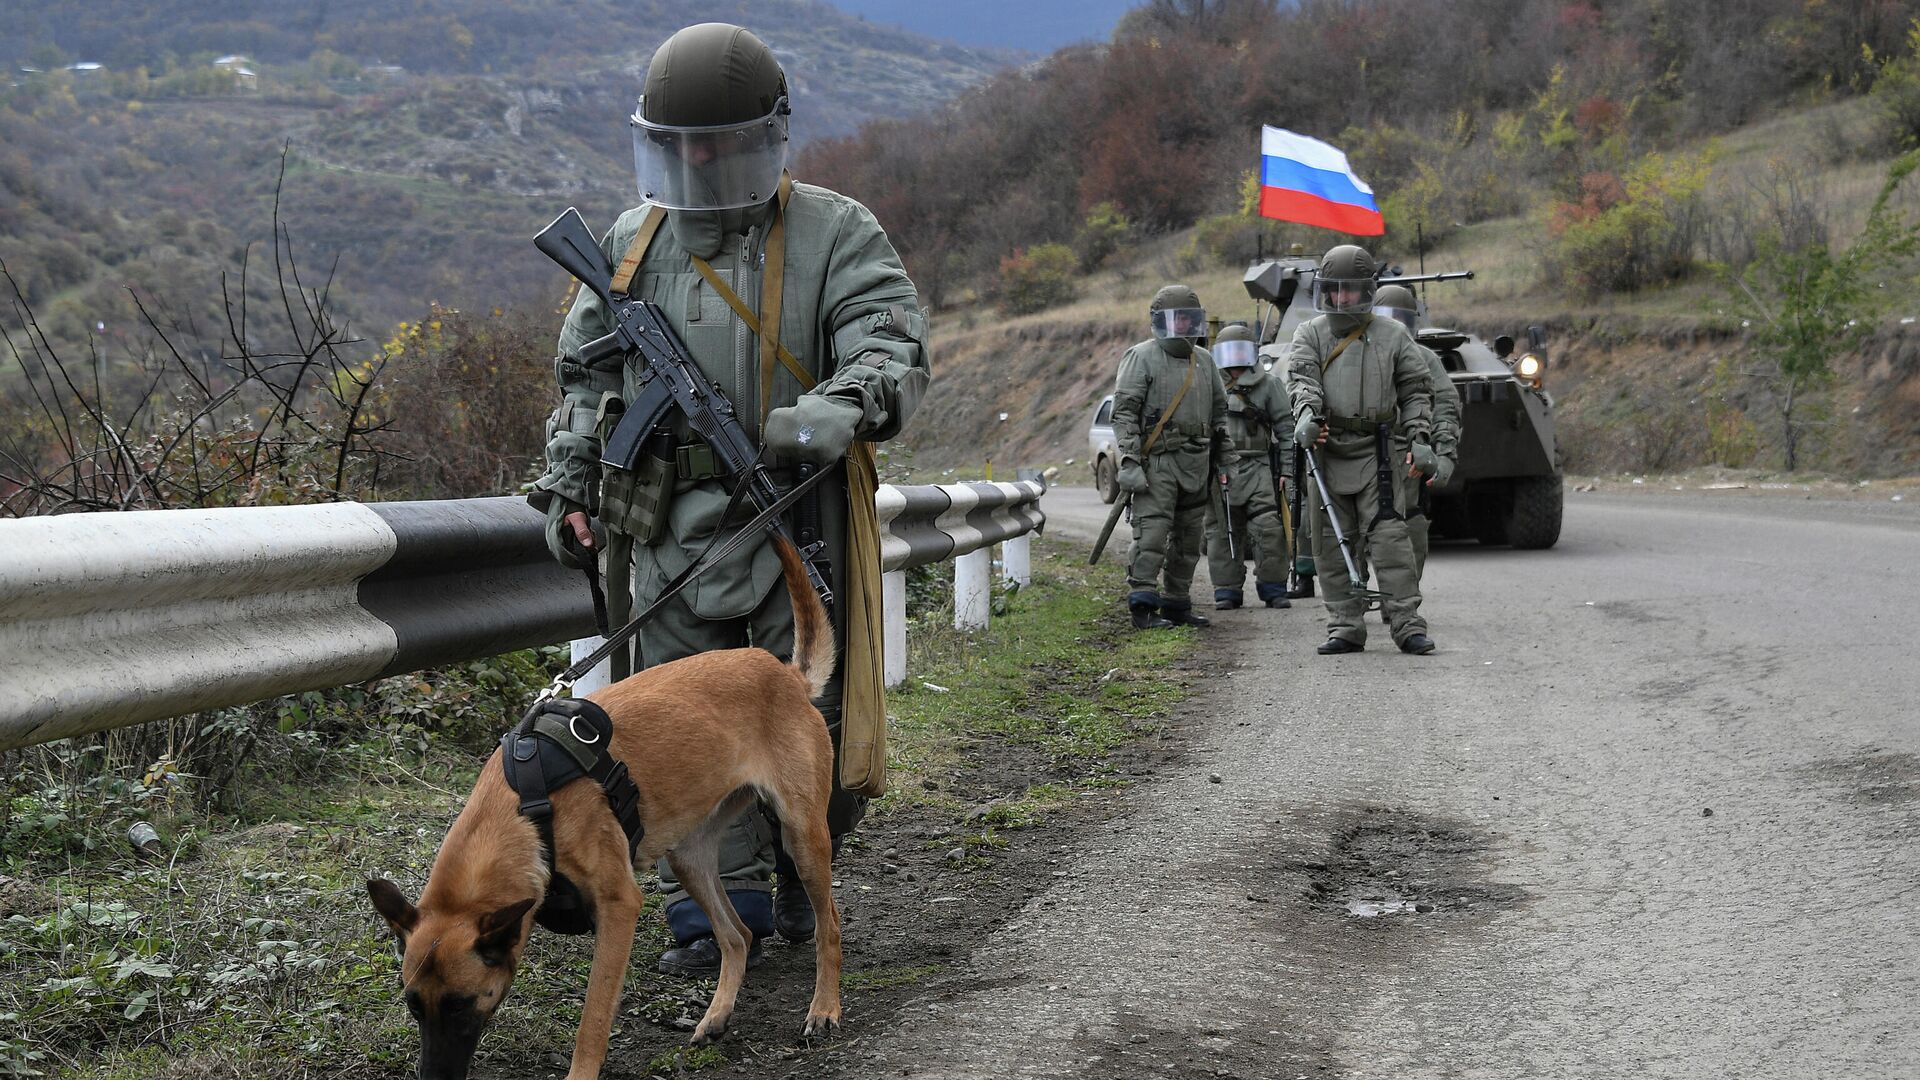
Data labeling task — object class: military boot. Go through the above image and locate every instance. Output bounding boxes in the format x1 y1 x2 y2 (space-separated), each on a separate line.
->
1256 582 1292 609
657 936 765 977
1399 633 1436 655
1160 598 1210 628
1214 588 1244 610
1129 590 1173 629
1317 637 1364 654
1288 574 1316 600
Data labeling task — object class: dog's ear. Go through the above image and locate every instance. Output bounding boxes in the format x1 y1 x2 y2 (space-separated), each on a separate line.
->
473 898 536 967
367 878 419 945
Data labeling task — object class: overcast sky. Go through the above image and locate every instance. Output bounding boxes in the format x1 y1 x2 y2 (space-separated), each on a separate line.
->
826 0 1137 52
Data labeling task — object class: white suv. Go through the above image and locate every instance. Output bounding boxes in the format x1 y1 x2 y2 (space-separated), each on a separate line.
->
1087 394 1119 503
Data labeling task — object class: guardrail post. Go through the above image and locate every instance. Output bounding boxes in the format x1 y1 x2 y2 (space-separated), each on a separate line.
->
954 547 991 630
883 570 907 688
1003 534 1031 588
568 637 614 695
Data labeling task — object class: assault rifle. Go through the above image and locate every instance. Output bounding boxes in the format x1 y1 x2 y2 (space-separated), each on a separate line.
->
534 207 834 609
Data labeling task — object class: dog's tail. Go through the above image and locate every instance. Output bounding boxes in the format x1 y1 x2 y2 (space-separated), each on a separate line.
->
774 534 836 698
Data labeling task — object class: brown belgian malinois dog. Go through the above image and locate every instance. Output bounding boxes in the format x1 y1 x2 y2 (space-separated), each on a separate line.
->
367 536 842 1080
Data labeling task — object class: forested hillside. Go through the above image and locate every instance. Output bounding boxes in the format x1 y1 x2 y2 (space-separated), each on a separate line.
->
797 0 1920 479
0 0 1007 361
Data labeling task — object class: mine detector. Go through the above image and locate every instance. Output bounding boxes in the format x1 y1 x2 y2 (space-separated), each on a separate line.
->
1243 259 1563 550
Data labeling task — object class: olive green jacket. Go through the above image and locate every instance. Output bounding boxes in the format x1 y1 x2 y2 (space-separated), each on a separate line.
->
1112 338 1232 492
532 183 929 618
1220 366 1291 503
1285 314 1432 492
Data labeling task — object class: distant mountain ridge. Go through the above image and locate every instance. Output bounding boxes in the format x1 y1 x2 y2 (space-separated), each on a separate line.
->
825 0 1137 51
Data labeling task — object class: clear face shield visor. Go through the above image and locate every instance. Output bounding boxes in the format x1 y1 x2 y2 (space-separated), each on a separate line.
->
1311 276 1376 315
1150 307 1207 341
630 97 791 211
1213 339 1258 370
1373 303 1419 333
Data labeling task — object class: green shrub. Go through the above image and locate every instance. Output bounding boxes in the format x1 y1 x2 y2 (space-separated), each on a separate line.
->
1869 20 1920 149
996 243 1079 316
1546 148 1714 295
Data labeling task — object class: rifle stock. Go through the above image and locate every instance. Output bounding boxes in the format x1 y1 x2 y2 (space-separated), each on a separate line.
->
534 208 615 306
1089 493 1130 565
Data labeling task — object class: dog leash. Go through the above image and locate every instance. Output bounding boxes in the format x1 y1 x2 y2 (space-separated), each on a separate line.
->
539 458 842 701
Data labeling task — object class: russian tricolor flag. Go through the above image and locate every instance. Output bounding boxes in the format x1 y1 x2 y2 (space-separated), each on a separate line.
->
1258 126 1384 236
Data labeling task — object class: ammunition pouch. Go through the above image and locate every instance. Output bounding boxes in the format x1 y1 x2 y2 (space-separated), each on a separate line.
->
599 394 675 543
673 441 724 481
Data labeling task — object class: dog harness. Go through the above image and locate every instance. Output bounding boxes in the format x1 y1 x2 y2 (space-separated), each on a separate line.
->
499 696 644 935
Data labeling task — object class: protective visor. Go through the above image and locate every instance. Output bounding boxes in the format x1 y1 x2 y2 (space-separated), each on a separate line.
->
1213 339 1257 369
1150 307 1207 341
1311 276 1376 315
1373 303 1419 332
630 97 790 210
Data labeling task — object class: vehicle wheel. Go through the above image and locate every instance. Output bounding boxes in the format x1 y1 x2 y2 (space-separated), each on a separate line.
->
1096 456 1119 504
1469 484 1510 546
1505 472 1563 549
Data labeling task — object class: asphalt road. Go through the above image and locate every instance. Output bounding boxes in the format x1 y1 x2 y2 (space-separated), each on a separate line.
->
820 486 1920 1079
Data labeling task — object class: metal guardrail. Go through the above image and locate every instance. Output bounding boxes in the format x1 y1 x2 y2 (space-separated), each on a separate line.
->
0 481 1044 751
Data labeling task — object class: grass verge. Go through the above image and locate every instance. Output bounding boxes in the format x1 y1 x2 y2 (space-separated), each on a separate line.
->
0 534 1194 1079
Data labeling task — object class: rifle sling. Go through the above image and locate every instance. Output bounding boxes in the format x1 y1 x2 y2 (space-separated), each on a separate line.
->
1320 325 1368 372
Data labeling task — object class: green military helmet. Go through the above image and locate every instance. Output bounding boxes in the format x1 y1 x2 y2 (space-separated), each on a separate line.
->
630 24 792 211
1212 322 1257 371
1311 244 1377 315
1149 284 1206 342
1372 282 1420 333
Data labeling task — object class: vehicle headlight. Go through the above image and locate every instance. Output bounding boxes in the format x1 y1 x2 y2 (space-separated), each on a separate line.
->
1516 353 1543 381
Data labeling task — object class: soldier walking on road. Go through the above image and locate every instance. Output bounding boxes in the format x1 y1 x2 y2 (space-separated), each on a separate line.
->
530 23 929 975
1205 323 1294 610
1287 246 1436 655
1374 284 1461 578
1113 285 1234 629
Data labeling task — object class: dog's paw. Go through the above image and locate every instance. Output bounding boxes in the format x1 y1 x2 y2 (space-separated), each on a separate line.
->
690 1015 730 1046
801 1011 841 1040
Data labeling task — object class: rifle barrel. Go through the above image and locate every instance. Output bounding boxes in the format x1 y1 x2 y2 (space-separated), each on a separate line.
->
1379 270 1475 286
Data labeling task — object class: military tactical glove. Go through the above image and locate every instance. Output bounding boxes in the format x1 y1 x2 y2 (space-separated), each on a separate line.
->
1293 415 1323 447
1410 440 1439 477
765 394 862 465
1426 456 1455 487
543 495 601 570
1118 457 1149 494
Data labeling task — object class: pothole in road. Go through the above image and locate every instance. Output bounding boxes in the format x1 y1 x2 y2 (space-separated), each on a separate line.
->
1292 806 1528 921
1793 747 1920 806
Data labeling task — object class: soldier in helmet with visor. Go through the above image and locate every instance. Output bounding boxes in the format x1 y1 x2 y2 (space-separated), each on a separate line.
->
1111 285 1234 629
532 22 930 975
1286 246 1436 654
1205 323 1294 610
